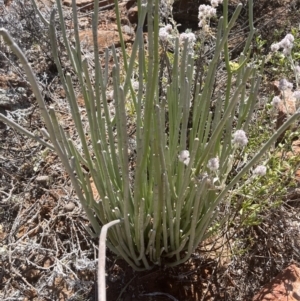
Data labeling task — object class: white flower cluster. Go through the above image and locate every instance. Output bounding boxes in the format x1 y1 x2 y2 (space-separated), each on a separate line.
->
178 150 190 166
160 1 171 18
271 96 281 107
273 78 300 105
278 78 293 91
207 157 219 172
179 32 196 44
210 0 223 7
253 165 267 176
131 80 139 91
159 24 172 41
198 5 216 28
270 33 294 56
198 0 222 28
232 130 248 147
179 32 196 54
293 90 300 100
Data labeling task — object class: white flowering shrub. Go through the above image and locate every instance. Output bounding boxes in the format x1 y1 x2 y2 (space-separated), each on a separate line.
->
271 33 295 57
1 1 300 286
271 95 281 107
269 31 300 121
253 165 267 176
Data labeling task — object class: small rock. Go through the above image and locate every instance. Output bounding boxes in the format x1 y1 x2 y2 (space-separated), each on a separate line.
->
16 87 26 94
79 29 132 52
0 89 12 110
122 25 134 35
58 89 66 98
64 202 75 212
36 175 50 187
106 90 114 101
273 84 297 144
252 264 300 301
276 89 296 127
108 274 120 283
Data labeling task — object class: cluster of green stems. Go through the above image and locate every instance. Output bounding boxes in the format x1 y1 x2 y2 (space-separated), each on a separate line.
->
0 0 299 283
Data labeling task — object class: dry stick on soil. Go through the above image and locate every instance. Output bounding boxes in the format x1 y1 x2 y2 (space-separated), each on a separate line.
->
98 219 121 301
0 114 55 151
139 292 179 301
116 275 137 301
0 179 16 202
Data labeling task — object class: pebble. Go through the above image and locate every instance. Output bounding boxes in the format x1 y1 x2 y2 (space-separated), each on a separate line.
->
35 175 50 187
64 202 75 212
0 89 12 110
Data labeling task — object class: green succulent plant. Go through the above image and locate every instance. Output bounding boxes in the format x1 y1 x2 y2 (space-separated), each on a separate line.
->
1 5 300 301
